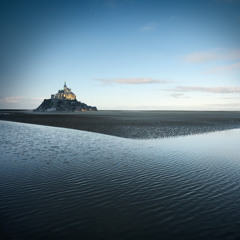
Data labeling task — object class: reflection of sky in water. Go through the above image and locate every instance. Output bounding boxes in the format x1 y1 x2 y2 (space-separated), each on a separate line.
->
144 129 240 161
0 121 240 239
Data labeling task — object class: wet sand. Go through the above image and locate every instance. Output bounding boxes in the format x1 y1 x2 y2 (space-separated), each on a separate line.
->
0 110 240 139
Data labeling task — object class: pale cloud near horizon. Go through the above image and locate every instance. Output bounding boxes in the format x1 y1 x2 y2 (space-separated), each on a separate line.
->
203 102 240 110
173 86 240 94
171 93 190 98
0 96 43 106
95 78 173 85
184 49 240 63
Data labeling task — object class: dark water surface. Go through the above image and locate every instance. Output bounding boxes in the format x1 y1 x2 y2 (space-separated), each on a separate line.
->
0 121 240 240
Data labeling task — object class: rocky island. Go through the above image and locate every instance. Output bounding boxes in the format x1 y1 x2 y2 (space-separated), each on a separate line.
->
35 82 97 112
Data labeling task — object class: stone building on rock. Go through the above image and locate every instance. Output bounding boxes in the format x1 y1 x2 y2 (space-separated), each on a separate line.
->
51 82 76 100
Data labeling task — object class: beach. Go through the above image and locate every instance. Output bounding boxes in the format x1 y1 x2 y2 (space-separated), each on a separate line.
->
0 110 240 139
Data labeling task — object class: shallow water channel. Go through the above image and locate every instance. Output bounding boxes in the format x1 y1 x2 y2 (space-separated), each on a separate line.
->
0 121 240 239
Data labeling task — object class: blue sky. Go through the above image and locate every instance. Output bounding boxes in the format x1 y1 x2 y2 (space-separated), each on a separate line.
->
0 0 240 110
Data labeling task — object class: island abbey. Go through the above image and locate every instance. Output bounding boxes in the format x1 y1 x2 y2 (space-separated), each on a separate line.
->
51 82 76 100
35 82 97 112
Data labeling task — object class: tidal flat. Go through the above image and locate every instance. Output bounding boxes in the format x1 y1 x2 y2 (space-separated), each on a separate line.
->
0 110 240 138
0 120 240 239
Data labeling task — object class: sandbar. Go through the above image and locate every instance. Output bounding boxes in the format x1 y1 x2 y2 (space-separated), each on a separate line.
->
0 110 240 139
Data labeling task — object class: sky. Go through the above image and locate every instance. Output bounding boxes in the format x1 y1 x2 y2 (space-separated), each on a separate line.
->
0 0 240 110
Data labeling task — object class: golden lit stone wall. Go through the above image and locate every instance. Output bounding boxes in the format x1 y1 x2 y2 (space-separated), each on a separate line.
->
51 84 76 100
65 93 76 100
58 92 64 99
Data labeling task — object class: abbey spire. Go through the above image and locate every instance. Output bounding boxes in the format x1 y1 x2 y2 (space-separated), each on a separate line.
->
51 82 76 100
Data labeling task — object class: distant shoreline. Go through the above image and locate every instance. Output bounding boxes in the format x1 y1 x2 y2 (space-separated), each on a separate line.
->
0 110 240 139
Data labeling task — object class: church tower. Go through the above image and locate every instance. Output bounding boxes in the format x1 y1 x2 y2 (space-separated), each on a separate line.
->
64 81 67 92
51 82 76 100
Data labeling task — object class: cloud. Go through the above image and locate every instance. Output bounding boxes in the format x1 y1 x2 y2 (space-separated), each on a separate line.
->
206 62 240 74
0 96 43 105
203 102 240 110
172 86 240 94
140 23 156 32
225 50 240 60
171 93 190 98
184 49 240 63
184 51 218 63
223 97 239 99
95 78 173 85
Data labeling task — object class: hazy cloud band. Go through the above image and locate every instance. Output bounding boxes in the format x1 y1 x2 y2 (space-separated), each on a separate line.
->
95 78 173 85
184 49 240 63
174 86 240 93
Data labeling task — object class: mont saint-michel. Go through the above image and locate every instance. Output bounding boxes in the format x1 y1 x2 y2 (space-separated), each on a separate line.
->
35 82 97 112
